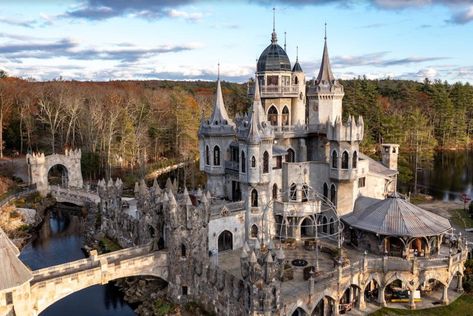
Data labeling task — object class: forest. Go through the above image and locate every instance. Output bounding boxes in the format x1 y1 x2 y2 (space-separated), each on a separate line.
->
0 70 472 184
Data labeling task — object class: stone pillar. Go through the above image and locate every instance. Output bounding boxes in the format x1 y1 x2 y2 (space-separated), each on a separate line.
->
442 284 449 305
357 290 366 311
377 286 386 307
457 274 464 293
333 299 340 316
409 288 416 310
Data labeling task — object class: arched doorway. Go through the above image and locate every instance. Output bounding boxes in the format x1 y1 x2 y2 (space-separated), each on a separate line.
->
408 237 428 257
364 278 379 304
286 148 295 163
312 299 324 316
300 217 315 238
384 279 410 305
340 285 360 313
292 307 308 316
48 164 69 187
384 237 405 257
218 230 233 252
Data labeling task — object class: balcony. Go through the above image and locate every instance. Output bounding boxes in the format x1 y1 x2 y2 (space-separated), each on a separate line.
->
248 84 300 98
329 168 357 181
224 160 239 173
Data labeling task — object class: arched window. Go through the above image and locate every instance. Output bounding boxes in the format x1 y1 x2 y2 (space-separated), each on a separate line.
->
251 225 258 238
272 183 278 200
302 184 309 202
331 150 338 168
251 189 258 207
294 76 299 85
282 106 289 126
329 218 335 235
214 146 220 166
263 151 269 173
241 151 246 173
352 151 358 168
268 105 278 126
251 156 256 168
323 183 329 199
290 183 297 201
342 151 349 169
286 148 295 163
181 244 187 257
205 145 210 165
322 216 328 233
330 184 337 205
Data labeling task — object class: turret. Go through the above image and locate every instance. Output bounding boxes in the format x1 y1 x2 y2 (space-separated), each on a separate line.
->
381 143 399 171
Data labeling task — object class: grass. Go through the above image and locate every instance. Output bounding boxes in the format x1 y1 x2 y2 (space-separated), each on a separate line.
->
153 298 176 316
370 294 473 316
450 208 473 229
99 237 122 253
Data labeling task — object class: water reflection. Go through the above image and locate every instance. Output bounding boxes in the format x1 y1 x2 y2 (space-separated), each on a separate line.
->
19 207 135 316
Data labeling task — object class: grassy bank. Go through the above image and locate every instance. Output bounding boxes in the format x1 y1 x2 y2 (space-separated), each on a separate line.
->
450 208 473 229
370 294 473 316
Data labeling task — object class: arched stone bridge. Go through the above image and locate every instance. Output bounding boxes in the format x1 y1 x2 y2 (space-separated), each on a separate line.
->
49 185 100 206
13 245 168 316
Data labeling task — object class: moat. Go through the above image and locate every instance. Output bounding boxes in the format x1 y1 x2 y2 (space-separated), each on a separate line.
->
19 208 135 316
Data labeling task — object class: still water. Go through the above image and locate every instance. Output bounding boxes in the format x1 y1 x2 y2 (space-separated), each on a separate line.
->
401 150 473 201
19 209 135 316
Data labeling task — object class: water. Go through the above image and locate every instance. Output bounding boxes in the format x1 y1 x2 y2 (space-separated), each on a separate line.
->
400 150 473 201
19 208 135 316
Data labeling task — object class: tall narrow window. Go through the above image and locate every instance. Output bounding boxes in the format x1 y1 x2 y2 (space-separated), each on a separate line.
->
272 183 278 200
282 106 289 126
251 189 258 207
332 150 338 168
214 146 220 166
342 151 349 169
251 225 258 238
286 148 295 163
263 151 269 173
181 244 187 257
251 156 256 168
205 145 210 165
290 183 297 201
323 183 329 199
330 184 337 205
352 151 358 168
302 184 309 202
241 151 246 173
268 106 278 126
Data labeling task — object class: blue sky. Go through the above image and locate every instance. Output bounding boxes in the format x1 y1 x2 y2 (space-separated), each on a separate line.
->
0 0 472 82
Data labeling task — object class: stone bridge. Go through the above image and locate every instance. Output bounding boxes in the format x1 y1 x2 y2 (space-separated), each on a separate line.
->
1 242 168 316
49 185 100 206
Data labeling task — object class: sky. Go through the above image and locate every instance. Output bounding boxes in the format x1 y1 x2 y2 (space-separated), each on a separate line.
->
0 0 473 83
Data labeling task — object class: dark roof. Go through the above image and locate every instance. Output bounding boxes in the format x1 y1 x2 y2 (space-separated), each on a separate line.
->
257 43 291 72
343 195 451 237
292 60 303 72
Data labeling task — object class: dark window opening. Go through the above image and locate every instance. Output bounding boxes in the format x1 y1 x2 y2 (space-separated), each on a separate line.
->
251 156 256 168
181 244 187 257
290 183 297 201
353 151 358 168
218 230 233 252
282 106 289 126
272 183 278 200
205 146 210 165
251 225 258 238
286 148 295 163
5 292 12 305
332 150 338 168
263 151 269 173
342 151 349 169
241 151 246 173
274 156 282 169
268 106 278 126
251 189 258 207
182 286 188 296
214 146 220 166
358 177 366 188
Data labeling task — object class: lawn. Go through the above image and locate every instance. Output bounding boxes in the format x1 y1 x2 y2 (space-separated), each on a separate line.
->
450 208 473 229
370 294 473 316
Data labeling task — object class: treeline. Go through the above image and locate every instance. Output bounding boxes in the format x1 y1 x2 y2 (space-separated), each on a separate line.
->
0 76 247 179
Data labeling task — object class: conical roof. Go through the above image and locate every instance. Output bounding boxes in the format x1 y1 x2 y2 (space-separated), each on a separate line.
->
247 78 266 141
316 39 335 84
209 78 232 126
342 195 451 237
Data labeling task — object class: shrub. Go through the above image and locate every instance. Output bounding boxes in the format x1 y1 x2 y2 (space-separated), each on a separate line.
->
9 210 20 218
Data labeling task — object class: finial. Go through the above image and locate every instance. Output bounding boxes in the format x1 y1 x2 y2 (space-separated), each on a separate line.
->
324 22 327 41
296 45 299 62
284 31 287 51
273 7 275 32
217 62 220 80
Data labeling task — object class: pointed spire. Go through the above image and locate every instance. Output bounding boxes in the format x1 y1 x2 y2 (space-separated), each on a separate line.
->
316 23 335 85
208 64 232 126
249 250 258 263
271 7 277 44
247 76 266 140
292 46 303 72
284 31 287 51
241 247 248 258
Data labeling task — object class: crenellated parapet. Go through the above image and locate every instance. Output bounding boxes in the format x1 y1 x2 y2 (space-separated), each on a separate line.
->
26 152 46 165
327 115 364 142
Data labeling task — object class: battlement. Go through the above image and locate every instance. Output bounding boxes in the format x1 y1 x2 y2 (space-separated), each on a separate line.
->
327 115 364 142
64 148 81 159
26 152 46 165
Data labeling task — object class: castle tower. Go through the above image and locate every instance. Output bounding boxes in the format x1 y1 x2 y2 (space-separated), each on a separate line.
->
198 69 236 198
291 47 306 125
307 26 344 125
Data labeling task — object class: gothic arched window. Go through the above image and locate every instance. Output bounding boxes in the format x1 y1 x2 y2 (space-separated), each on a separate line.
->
251 225 258 238
272 183 278 200
241 151 246 173
302 184 309 202
332 150 338 169
205 145 210 165
251 156 256 168
352 151 358 169
268 106 278 126
251 189 258 207
214 146 220 166
329 218 335 235
330 184 337 205
342 151 349 169
323 183 329 199
282 106 289 126
290 183 297 201
286 148 295 163
263 151 269 173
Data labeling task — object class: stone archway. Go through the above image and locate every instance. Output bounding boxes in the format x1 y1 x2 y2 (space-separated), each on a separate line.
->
47 164 68 187
218 230 233 252
26 149 83 196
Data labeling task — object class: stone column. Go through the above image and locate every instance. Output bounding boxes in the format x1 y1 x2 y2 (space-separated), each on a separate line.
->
409 288 416 310
377 286 386 307
442 284 449 305
357 290 366 311
333 299 340 316
457 274 464 293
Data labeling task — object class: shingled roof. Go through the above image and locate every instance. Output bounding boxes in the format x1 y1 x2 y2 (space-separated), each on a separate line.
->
343 194 451 237
0 228 32 291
